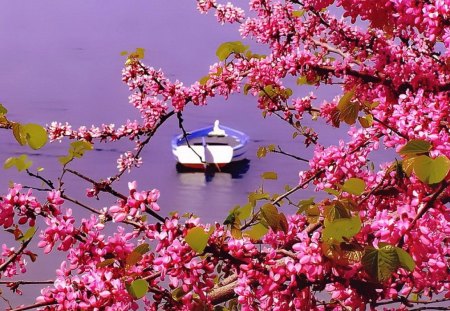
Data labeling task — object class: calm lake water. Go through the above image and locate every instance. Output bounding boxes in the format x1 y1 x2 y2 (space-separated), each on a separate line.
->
0 1 362 307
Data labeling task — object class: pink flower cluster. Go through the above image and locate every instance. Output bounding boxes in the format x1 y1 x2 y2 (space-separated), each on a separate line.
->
109 181 160 223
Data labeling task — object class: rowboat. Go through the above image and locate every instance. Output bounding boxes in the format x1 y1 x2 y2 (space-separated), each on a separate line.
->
171 120 249 168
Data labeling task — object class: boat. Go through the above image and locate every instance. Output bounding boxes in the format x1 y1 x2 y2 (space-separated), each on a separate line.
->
171 120 249 168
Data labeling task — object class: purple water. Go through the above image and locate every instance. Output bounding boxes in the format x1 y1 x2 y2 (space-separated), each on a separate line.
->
0 1 358 307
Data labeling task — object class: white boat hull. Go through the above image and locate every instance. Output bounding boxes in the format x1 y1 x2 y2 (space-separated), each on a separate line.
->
173 145 234 167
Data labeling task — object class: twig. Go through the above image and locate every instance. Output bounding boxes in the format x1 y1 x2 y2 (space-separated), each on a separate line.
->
25 169 54 190
64 169 165 223
0 280 53 285
9 301 56 311
176 112 205 165
270 145 309 162
61 194 101 215
0 238 33 273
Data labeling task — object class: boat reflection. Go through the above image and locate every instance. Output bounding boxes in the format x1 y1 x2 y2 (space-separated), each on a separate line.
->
176 159 250 183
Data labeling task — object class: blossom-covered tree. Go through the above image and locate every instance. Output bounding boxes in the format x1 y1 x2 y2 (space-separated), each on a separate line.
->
0 0 449 310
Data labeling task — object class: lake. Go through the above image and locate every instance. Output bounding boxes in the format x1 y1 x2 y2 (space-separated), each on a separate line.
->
0 1 360 307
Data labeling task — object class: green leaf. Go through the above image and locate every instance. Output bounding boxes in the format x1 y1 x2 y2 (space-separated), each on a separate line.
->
199 75 209 85
172 287 185 301
395 247 415 272
292 10 305 17
21 123 48 150
337 88 359 125
398 140 432 156
70 141 94 158
97 258 116 268
341 178 366 196
0 103 7 115
261 171 277 180
324 187 340 196
185 227 210 254
297 197 315 211
322 216 361 243
244 223 268 240
127 279 149 300
248 192 270 207
216 41 249 61
358 114 373 128
59 141 93 165
261 203 282 232
126 243 150 266
278 213 289 233
256 146 267 158
243 84 252 95
58 155 72 166
238 203 252 221
324 201 351 221
362 244 399 282
12 123 26 146
401 156 416 176
18 226 36 241
4 155 32 172
413 155 450 184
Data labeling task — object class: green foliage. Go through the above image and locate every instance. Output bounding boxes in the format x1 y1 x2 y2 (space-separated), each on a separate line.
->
238 203 253 220
261 171 277 180
126 279 149 300
322 215 361 243
22 123 48 149
123 48 146 65
292 10 305 17
362 243 415 282
244 223 268 240
171 287 186 301
199 75 210 85
256 144 276 158
260 203 288 233
322 241 364 266
216 41 249 61
323 201 352 221
243 84 252 95
185 227 211 254
341 178 366 195
395 247 416 271
362 244 399 282
0 103 7 115
336 88 359 125
12 123 48 150
248 192 270 207
296 75 318 85
297 198 320 224
96 258 115 268
126 243 150 266
324 187 340 196
59 141 93 165
18 226 36 242
4 154 32 172
398 139 432 156
358 114 373 128
411 155 450 185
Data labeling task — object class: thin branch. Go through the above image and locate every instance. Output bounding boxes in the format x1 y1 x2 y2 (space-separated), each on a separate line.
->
0 238 33 273
270 146 309 162
9 301 56 311
25 170 55 190
64 169 165 223
108 110 176 183
372 116 408 139
176 111 205 165
61 194 101 215
0 280 53 285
